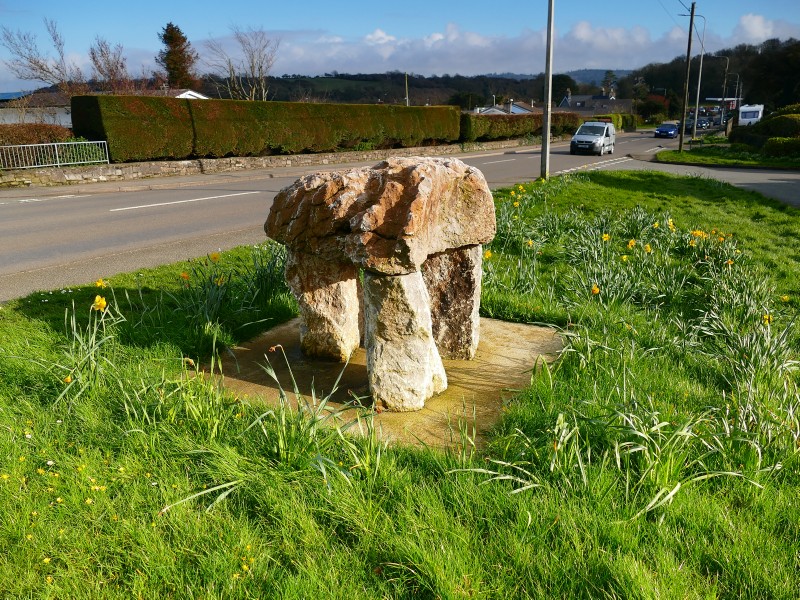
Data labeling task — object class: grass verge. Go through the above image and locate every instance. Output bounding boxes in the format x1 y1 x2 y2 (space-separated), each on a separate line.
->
1 171 798 598
655 139 800 169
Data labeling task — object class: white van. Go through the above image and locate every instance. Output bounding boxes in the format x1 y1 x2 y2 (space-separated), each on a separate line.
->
570 121 616 156
738 104 764 126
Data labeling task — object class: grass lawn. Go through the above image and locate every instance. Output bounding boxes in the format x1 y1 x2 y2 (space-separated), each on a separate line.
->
1 171 798 598
655 136 800 169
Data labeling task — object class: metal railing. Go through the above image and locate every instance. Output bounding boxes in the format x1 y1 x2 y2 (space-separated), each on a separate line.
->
0 141 109 170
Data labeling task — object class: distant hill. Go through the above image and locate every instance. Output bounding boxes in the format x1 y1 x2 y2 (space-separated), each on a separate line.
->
485 69 632 84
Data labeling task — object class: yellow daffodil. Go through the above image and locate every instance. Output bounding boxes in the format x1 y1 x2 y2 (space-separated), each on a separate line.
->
209 252 221 263
591 284 600 295
484 249 492 259
627 239 636 249
63 375 72 384
653 222 659 229
91 295 107 311
621 255 628 262
602 233 610 242
513 201 520 207
668 218 675 232
526 239 534 248
780 294 790 302
644 244 652 254
95 278 107 288
762 313 773 325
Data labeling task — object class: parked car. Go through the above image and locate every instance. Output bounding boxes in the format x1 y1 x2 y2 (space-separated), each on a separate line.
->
697 118 711 129
654 122 679 138
570 121 616 156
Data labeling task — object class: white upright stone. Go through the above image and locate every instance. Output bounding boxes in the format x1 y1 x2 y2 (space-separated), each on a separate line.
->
284 250 361 362
363 270 447 411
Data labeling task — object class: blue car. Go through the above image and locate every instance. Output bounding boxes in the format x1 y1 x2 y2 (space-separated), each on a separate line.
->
655 122 679 138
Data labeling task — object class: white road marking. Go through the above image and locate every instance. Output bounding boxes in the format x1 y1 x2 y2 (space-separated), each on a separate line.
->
557 157 633 175
0 194 90 206
482 158 517 165
109 191 261 212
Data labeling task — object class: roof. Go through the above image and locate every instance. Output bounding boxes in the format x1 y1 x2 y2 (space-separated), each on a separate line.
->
475 101 542 116
0 91 31 102
135 88 210 100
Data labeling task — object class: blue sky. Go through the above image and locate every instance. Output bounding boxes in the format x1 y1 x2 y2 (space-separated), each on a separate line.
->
1 0 799 91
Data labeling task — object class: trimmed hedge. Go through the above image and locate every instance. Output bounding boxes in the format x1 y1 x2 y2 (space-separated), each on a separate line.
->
72 96 461 162
72 96 194 162
0 124 73 145
762 137 800 157
460 111 582 142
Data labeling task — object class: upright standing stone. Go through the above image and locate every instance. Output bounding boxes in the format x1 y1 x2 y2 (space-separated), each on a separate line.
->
363 270 447 411
284 250 361 362
422 245 483 359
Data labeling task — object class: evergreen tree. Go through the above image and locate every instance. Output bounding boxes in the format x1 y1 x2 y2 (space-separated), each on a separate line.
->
156 22 198 89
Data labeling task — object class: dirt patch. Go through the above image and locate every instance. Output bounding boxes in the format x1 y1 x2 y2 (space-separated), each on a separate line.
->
217 317 562 448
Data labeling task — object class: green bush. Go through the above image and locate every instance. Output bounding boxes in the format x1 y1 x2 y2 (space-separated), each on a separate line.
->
0 123 73 145
728 126 769 148
592 113 624 130
459 111 581 142
761 136 800 157
551 112 583 135
757 113 800 137
460 113 541 142
769 103 800 118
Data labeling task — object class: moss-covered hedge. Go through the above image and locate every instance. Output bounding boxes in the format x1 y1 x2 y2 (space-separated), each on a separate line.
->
0 124 73 145
72 96 461 162
762 137 800 157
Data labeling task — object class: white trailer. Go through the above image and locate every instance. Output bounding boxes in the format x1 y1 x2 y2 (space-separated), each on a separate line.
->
738 104 765 126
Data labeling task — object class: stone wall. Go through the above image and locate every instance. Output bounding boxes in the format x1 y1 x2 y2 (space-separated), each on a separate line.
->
0 139 526 188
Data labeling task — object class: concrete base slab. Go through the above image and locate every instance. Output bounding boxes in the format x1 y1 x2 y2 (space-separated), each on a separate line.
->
216 317 562 448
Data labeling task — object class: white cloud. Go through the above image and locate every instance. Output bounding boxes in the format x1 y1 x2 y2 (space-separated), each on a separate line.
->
364 28 396 45
734 14 774 42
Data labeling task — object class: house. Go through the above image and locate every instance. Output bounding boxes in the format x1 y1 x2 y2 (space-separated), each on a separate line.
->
136 87 210 100
0 88 209 128
475 100 541 115
557 89 633 117
0 91 71 126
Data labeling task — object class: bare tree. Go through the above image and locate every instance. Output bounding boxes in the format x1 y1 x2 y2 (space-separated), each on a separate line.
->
89 36 133 94
204 26 279 101
0 18 87 95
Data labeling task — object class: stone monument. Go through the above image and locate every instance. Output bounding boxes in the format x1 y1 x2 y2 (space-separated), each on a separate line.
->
264 156 495 411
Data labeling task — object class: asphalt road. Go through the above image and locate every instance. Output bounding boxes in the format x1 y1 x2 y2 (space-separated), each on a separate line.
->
1 131 798 302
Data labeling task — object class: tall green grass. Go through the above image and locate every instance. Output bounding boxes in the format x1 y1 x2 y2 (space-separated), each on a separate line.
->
0 172 798 598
